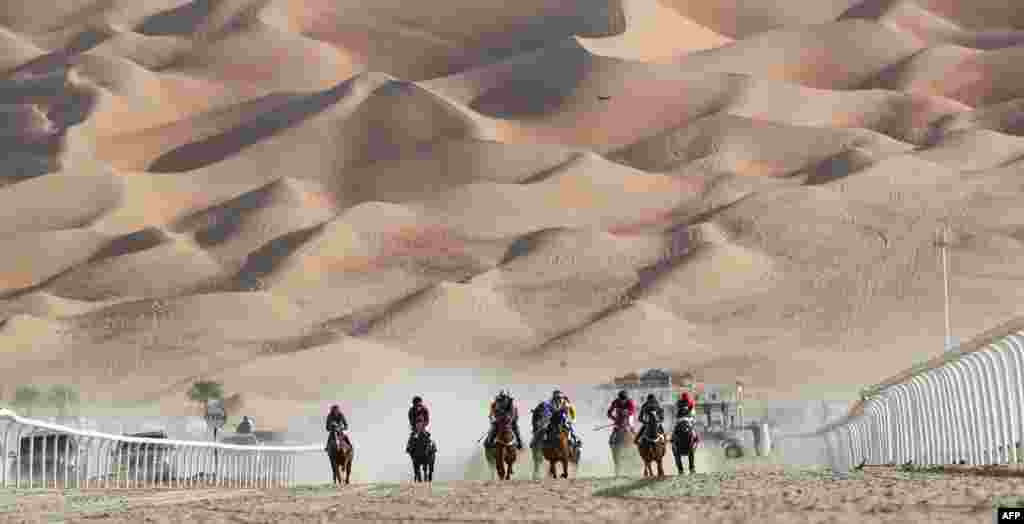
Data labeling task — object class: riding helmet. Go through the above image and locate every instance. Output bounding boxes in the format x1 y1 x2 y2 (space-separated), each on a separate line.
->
618 390 628 400
412 396 422 404
647 393 656 402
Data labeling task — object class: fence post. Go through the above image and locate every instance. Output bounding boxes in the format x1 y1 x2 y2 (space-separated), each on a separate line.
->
1006 336 1024 463
963 356 993 463
980 350 1010 463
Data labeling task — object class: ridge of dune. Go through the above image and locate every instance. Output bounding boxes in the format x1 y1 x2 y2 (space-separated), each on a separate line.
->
912 128 1024 171
45 236 227 301
939 97 1024 135
0 229 112 296
673 19 926 89
575 0 733 62
95 91 299 169
840 0 1024 49
261 0 631 81
608 113 914 175
877 43 1024 107
724 77 972 144
143 73 484 194
171 177 337 272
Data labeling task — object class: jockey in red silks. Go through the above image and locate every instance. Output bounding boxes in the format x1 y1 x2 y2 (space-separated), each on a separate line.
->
406 396 430 453
607 390 637 429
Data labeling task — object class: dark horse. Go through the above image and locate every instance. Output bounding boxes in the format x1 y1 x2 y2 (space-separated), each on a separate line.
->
408 420 436 482
327 430 353 485
672 417 698 475
541 408 575 478
529 403 548 480
636 420 667 477
484 413 518 480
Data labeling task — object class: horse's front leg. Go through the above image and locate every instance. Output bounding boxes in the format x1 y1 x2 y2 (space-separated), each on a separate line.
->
560 460 569 479
344 458 352 484
657 456 665 477
549 460 556 478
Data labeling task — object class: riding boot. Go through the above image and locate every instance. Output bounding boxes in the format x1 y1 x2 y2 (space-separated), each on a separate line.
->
484 425 496 448
568 423 581 448
406 432 414 454
512 421 524 449
633 425 644 445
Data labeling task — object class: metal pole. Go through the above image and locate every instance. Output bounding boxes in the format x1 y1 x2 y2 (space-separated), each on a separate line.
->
942 233 951 350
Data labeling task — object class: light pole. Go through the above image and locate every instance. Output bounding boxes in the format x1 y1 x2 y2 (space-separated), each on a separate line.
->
936 225 954 352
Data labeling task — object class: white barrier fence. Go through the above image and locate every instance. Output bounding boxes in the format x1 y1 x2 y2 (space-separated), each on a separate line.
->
0 408 322 489
790 326 1024 471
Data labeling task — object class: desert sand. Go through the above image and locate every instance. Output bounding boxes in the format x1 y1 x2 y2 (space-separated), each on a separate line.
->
4 464 1024 523
1 0 1024 488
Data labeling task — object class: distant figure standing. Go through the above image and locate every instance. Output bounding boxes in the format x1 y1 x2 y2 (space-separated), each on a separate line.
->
236 416 254 435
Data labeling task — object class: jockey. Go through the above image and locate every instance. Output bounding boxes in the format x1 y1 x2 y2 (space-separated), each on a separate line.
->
485 390 524 449
547 390 581 449
406 396 430 453
634 393 665 445
325 404 349 451
675 391 696 419
674 391 700 450
607 389 637 428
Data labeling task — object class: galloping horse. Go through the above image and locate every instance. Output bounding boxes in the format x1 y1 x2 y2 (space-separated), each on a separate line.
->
636 420 667 477
607 408 637 477
541 408 575 478
327 429 353 485
672 417 698 475
484 413 518 480
408 420 436 482
529 403 549 480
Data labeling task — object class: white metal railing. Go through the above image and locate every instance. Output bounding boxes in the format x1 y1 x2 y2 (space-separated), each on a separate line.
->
0 408 322 489
787 322 1024 471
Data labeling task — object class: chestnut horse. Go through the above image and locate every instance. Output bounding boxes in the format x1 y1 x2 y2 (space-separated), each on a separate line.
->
608 408 637 477
636 420 667 477
408 420 436 482
541 409 575 478
327 430 353 485
484 413 518 480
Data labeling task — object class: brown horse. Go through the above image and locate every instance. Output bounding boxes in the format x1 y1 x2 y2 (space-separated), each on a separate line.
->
636 421 667 477
484 414 518 480
327 430 353 485
541 410 575 478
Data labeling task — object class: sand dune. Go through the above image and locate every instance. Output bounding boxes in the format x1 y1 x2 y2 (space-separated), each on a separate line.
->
939 97 1024 135
724 77 971 144
673 20 925 89
608 113 914 176
877 43 1024 106
576 0 733 62
840 0 1024 48
5 0 1024 417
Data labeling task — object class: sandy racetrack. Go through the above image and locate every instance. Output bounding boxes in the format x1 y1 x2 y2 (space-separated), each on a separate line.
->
4 465 1024 524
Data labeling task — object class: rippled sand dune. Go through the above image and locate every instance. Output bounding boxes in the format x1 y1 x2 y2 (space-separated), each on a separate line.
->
3 0 1024 419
